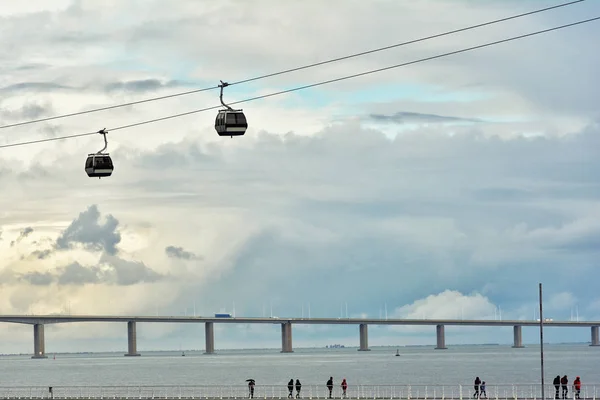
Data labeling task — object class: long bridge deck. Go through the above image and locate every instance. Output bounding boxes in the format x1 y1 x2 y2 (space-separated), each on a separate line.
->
0 385 597 400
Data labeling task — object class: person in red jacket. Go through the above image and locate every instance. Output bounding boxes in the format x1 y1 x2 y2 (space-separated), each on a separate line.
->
573 377 582 399
341 379 348 398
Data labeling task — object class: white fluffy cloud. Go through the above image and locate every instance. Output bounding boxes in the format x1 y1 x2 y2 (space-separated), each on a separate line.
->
393 291 497 320
1 0 599 354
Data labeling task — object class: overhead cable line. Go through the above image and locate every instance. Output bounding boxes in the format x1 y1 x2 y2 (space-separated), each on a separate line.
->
0 0 586 130
0 15 598 150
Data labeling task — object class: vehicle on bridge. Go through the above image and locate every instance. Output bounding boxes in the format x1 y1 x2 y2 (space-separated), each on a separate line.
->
215 313 232 318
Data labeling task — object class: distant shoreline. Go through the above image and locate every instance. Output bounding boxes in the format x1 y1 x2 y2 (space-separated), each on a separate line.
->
0 342 593 357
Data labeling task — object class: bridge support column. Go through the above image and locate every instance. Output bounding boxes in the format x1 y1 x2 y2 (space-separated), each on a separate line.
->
435 324 447 349
281 322 293 353
591 326 599 346
204 322 215 354
358 323 370 351
31 324 48 359
124 321 141 356
512 325 524 348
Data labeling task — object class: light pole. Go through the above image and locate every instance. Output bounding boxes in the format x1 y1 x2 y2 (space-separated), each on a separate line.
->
539 283 545 400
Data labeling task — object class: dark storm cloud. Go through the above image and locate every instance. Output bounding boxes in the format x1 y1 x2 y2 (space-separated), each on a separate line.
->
55 205 121 255
165 245 201 260
369 111 483 124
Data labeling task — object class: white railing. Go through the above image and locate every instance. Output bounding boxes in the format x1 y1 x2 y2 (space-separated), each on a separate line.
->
0 384 596 400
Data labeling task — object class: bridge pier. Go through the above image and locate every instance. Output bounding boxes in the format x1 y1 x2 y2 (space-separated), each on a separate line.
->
435 324 447 349
281 322 293 353
205 322 215 354
358 323 370 351
31 324 48 359
124 321 141 356
591 326 599 346
512 325 524 348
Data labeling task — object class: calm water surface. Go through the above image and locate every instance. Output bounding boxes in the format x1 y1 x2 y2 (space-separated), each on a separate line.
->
0 345 598 386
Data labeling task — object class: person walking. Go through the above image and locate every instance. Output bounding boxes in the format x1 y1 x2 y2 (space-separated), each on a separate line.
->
561 375 569 399
247 380 255 399
326 377 334 399
295 379 302 399
553 376 561 399
573 377 582 399
480 381 487 399
473 377 481 398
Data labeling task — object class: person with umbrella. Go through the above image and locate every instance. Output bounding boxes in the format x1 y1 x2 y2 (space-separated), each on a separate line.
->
246 379 255 398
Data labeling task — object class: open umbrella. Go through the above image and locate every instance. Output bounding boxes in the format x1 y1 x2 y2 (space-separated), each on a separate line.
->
246 379 255 383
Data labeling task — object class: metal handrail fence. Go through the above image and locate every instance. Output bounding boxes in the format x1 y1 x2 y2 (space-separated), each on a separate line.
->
0 384 596 400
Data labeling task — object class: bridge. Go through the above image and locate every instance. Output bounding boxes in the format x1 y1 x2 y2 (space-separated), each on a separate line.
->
0 315 598 358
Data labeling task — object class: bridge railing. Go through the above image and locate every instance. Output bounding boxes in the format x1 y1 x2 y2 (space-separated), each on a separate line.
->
0 384 597 399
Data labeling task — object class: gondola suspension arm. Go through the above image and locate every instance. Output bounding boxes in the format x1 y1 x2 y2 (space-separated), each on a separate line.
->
97 128 108 154
218 81 234 111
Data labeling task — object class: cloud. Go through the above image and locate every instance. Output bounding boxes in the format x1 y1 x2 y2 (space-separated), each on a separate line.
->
55 205 121 255
104 79 183 93
369 111 482 125
15 257 165 287
165 245 201 260
393 290 497 320
56 262 101 285
0 82 72 93
10 227 34 247
18 271 54 286
546 292 577 311
0 0 599 353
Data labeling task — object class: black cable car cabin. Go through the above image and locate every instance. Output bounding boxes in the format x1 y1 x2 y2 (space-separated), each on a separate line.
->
85 154 114 178
215 110 247 137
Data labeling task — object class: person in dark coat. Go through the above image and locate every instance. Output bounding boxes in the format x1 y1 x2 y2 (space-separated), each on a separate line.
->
473 377 481 398
560 375 568 399
553 376 561 399
288 379 294 398
295 379 302 399
326 377 334 399
248 380 255 399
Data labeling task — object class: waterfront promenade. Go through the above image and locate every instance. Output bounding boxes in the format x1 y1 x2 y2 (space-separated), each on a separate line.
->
0 384 598 400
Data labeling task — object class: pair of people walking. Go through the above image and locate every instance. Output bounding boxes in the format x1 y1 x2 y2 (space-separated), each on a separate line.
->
473 377 487 399
287 379 302 398
326 377 348 399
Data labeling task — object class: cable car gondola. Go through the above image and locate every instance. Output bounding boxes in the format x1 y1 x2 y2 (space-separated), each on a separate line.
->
85 128 114 179
215 80 247 137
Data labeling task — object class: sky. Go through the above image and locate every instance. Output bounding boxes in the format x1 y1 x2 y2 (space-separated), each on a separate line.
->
1 0 600 354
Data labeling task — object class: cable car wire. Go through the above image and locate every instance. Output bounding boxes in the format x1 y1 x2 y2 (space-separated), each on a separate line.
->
0 15 598 150
0 0 586 131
